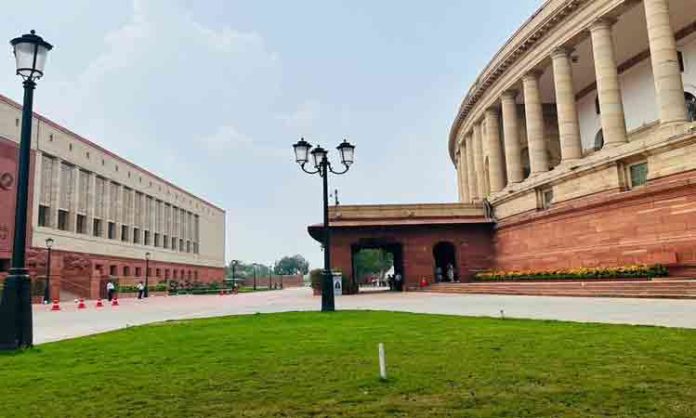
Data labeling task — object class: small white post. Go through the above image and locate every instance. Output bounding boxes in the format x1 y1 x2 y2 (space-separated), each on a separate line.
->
378 343 387 380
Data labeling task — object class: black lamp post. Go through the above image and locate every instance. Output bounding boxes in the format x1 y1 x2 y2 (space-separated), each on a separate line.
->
268 264 273 289
253 263 257 291
0 30 53 350
43 238 54 304
144 252 151 298
293 138 355 312
231 259 239 290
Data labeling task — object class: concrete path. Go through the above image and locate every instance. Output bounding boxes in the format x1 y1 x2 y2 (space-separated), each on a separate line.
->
33 288 696 344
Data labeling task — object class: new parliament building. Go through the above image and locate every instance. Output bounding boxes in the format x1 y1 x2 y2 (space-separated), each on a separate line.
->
312 0 696 295
0 93 226 300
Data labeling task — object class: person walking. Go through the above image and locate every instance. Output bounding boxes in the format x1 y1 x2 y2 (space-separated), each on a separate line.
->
106 281 115 302
137 281 145 299
395 273 403 291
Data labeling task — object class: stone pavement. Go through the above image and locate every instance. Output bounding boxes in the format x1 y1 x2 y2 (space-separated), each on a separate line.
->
33 287 696 344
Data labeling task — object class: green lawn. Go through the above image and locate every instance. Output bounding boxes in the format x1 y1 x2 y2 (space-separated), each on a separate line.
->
1 312 695 417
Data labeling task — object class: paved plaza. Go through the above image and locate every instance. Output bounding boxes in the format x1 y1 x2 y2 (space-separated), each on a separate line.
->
33 287 696 344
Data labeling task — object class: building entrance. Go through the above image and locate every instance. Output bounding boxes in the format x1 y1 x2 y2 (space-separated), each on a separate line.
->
351 240 404 292
433 241 457 282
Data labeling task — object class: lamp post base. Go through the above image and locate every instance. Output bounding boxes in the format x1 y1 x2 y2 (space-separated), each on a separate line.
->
0 269 33 350
321 270 335 312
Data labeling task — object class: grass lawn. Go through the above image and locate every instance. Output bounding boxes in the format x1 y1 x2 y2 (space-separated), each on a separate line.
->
1 312 695 417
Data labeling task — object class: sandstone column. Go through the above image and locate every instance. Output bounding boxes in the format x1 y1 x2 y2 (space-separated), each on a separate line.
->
644 0 687 124
551 48 583 160
522 72 549 173
484 108 506 192
457 147 470 203
501 91 524 183
590 19 628 146
465 133 478 202
473 121 487 197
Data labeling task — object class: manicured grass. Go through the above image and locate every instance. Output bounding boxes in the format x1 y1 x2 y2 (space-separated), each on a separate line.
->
1 312 695 417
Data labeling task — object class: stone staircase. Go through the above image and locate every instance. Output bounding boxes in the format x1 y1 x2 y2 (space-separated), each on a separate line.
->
420 278 696 299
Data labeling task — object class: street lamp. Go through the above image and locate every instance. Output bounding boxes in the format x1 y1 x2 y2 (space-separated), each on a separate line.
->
268 264 273 289
231 259 240 290
144 252 151 298
43 238 54 304
252 263 257 291
0 30 53 350
293 138 355 312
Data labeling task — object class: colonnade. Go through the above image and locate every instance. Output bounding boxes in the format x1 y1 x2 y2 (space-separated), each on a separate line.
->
457 0 688 202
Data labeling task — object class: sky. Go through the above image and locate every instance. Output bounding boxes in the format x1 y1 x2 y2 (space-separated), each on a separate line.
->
0 0 541 268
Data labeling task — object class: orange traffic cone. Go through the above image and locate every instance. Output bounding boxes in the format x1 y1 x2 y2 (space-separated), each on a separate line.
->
95 299 104 308
78 298 86 309
111 297 119 307
50 299 61 311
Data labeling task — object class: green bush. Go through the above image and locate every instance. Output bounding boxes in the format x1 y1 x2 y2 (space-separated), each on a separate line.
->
474 264 668 282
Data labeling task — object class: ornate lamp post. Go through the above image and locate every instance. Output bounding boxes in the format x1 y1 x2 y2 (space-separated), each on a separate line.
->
43 238 54 304
0 30 53 350
293 138 355 312
144 252 151 298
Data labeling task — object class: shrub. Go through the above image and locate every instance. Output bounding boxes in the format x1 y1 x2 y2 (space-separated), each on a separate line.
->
474 264 668 282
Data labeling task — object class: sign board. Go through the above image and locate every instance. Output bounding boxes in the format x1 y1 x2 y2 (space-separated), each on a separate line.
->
332 272 342 296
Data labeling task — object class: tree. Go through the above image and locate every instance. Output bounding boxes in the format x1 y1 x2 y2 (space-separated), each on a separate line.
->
354 249 393 284
274 255 310 275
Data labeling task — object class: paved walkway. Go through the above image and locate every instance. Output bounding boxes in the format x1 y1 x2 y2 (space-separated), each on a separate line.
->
33 288 696 344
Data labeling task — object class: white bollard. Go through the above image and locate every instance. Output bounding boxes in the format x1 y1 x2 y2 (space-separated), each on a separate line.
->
378 343 387 380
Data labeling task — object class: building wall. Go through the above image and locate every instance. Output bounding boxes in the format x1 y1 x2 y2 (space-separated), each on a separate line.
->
330 224 494 290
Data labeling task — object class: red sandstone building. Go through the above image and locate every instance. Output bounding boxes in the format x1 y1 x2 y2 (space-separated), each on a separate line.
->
0 94 226 300
310 0 696 294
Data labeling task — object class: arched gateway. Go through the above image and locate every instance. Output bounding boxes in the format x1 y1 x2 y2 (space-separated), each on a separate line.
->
308 203 494 293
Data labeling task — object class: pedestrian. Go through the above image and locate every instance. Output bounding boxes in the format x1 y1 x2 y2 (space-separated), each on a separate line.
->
395 273 403 291
137 281 145 299
446 263 455 282
106 281 115 302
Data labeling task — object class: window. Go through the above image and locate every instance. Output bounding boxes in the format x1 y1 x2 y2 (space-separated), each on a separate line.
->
629 162 648 189
685 92 696 122
186 241 191 253
57 210 69 231
594 129 604 151
179 239 184 252
144 231 151 246
163 235 169 249
678 51 685 72
121 226 129 242
109 265 117 276
38 205 50 227
156 268 161 278
194 271 198 280
123 266 130 277
93 219 102 237
538 188 554 210
133 228 140 244
108 222 116 239
172 236 177 250
76 214 86 234
154 233 160 247
165 269 170 279
173 270 178 279
135 267 142 277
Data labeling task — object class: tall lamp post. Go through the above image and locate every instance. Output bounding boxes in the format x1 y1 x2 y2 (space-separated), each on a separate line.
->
253 263 257 291
231 259 239 290
43 238 54 304
293 138 355 312
0 30 53 350
144 252 151 298
268 264 273 289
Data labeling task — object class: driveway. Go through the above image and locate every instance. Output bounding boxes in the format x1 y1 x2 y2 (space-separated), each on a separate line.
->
33 287 696 344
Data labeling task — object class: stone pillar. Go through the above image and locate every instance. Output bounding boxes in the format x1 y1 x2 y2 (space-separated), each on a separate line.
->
473 121 487 197
465 134 478 202
458 147 470 203
501 91 524 183
551 48 583 161
86 173 96 236
70 165 79 232
644 0 687 124
484 108 506 192
522 72 549 173
31 151 43 228
590 19 628 146
50 158 62 228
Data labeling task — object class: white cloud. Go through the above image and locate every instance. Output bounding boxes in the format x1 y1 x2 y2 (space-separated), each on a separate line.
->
197 124 253 152
276 100 321 133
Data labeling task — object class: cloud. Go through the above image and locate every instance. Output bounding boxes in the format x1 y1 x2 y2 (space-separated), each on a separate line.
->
197 124 253 152
276 100 321 133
